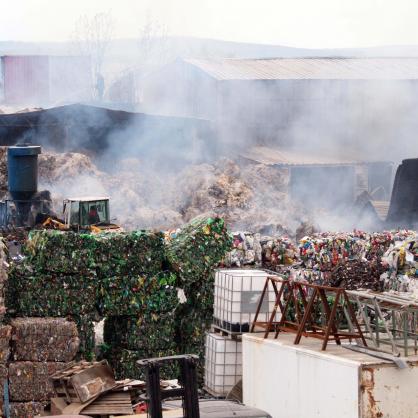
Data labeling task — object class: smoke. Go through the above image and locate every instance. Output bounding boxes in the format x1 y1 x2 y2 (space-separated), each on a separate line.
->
6 55 418 235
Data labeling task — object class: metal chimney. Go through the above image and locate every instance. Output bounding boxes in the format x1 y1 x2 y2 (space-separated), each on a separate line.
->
7 144 41 225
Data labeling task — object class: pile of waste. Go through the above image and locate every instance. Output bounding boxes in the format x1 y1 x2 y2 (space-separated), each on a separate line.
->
293 230 418 292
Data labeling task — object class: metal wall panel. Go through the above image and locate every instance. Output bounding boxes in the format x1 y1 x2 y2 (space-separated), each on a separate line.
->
3 56 49 104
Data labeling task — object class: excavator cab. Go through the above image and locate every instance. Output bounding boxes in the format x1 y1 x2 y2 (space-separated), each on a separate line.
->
58 197 122 232
63 197 110 227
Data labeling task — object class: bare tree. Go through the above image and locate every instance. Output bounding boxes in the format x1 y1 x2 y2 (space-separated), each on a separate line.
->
137 18 172 76
72 12 114 100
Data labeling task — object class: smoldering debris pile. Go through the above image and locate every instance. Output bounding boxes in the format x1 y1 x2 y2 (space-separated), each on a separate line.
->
0 147 311 234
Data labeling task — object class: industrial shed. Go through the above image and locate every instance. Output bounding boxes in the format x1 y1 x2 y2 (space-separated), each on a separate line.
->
240 146 394 209
0 55 92 105
140 57 418 146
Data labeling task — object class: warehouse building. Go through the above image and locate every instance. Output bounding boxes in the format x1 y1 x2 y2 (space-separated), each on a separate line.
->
140 57 418 145
0 55 92 105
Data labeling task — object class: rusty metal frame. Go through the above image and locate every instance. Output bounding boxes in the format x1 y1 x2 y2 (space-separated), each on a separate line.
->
251 277 367 351
347 290 418 357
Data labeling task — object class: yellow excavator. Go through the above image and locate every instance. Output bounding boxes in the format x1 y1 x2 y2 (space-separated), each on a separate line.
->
41 196 123 233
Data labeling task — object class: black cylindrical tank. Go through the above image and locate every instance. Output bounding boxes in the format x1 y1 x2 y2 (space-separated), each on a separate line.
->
7 145 41 201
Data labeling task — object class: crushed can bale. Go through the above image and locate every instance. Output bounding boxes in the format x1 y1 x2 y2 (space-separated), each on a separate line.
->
9 361 68 401
0 363 7 404
10 318 79 362
9 401 47 418
166 216 232 284
0 325 11 362
328 259 386 291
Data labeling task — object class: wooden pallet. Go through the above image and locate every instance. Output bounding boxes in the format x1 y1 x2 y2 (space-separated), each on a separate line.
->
51 360 116 403
82 391 133 416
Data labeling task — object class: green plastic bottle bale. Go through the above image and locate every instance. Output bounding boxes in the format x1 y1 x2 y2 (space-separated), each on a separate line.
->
104 313 178 352
7 266 98 317
176 306 213 386
106 348 179 381
98 272 178 316
24 230 98 274
72 314 97 361
166 216 232 284
95 231 165 277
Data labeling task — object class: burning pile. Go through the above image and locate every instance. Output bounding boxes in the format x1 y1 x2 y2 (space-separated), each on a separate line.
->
1 147 311 235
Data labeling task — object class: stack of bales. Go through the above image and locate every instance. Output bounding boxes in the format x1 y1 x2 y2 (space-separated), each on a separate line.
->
6 217 232 385
166 217 232 381
99 232 180 379
7 318 78 416
8 231 99 359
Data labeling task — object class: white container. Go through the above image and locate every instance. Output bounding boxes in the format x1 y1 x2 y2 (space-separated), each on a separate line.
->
243 333 418 418
214 269 279 333
204 332 242 396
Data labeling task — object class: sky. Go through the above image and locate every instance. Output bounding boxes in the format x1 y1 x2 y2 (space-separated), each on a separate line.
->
0 0 418 48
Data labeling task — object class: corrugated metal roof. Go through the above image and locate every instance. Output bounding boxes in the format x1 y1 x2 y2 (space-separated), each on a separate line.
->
184 57 418 80
240 146 366 167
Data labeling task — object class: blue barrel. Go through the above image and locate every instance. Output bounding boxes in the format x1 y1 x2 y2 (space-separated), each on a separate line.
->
7 145 41 201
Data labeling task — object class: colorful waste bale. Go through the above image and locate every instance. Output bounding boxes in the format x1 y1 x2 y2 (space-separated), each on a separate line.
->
298 230 417 271
166 216 232 284
381 234 418 292
261 236 299 269
224 232 262 267
8 361 68 401
10 317 79 362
